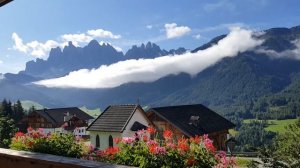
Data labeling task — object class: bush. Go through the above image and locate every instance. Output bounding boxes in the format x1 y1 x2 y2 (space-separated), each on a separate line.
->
260 118 300 168
10 127 89 158
85 127 236 168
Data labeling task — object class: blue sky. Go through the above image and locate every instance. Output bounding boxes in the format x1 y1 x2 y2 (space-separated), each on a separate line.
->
0 0 299 74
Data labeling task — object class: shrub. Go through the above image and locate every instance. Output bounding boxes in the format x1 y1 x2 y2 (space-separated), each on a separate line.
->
85 128 236 168
10 127 88 158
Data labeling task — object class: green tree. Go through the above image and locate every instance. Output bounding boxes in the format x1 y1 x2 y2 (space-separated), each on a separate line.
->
236 121 276 152
0 116 17 148
12 100 24 123
260 118 300 167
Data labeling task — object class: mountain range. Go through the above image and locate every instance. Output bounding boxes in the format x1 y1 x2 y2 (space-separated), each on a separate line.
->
1 25 300 120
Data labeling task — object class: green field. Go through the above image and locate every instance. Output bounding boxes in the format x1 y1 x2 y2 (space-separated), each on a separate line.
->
80 106 101 118
243 119 298 134
21 100 45 111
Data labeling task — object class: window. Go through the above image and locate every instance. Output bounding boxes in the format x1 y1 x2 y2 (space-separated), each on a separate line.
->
109 135 113 147
96 135 100 148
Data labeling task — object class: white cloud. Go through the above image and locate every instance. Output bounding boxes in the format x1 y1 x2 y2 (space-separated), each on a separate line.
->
61 33 93 47
165 23 191 39
34 27 263 89
87 29 121 39
12 33 28 53
12 28 122 58
193 34 201 39
146 25 153 29
12 33 60 58
61 33 93 45
0 60 3 64
257 39 300 60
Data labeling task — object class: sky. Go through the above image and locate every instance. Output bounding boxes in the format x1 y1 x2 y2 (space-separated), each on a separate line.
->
0 0 300 74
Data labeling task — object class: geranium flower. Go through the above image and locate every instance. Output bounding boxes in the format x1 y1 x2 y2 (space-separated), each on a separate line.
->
178 138 189 152
143 135 149 142
189 135 201 144
203 134 216 152
27 126 33 132
147 126 156 134
122 137 135 144
105 147 120 155
113 137 122 144
163 129 173 140
149 146 166 155
97 150 105 157
38 128 44 133
166 142 176 149
15 132 24 139
147 140 158 147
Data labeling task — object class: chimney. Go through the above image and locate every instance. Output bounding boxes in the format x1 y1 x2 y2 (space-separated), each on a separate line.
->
189 116 200 126
64 111 72 122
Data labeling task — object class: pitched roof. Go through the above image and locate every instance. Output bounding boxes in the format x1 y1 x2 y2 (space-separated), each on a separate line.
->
0 0 13 7
87 104 139 132
148 104 235 136
34 107 93 125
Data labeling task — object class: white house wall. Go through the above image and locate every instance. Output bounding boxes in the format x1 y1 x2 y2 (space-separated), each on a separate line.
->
122 108 150 137
89 131 121 150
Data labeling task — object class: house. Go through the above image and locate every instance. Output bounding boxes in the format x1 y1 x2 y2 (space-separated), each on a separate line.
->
0 0 13 7
147 104 235 150
61 114 92 137
87 104 151 150
25 107 94 135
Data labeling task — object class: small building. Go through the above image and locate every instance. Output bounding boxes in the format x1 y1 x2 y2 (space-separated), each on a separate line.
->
87 104 151 150
147 104 235 151
25 107 93 135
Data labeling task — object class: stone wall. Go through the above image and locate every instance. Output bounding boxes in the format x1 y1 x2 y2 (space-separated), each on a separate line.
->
0 148 133 168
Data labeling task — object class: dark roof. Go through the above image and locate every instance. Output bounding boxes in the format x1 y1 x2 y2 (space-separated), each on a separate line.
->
0 0 13 7
34 107 93 125
149 104 235 136
130 121 147 131
87 104 139 132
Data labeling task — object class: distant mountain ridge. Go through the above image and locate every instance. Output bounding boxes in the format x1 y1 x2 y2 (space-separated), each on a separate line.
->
1 25 300 120
17 41 186 79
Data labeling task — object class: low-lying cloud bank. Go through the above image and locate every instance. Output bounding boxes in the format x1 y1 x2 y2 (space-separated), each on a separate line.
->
257 39 300 60
34 27 263 89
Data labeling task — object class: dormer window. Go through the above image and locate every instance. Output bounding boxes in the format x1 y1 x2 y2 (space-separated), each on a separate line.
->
189 116 200 126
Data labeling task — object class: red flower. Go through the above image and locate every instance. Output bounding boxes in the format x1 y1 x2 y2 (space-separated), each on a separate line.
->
15 132 24 138
32 132 39 139
205 143 216 152
203 134 216 152
96 150 105 157
143 135 149 142
178 138 189 152
147 126 156 134
163 129 173 140
105 147 120 155
149 146 156 154
189 135 201 144
113 137 122 144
